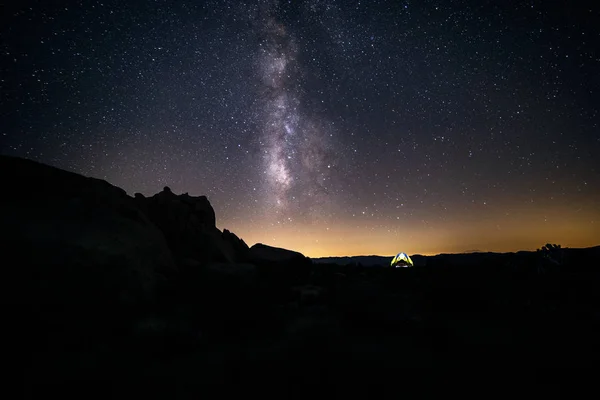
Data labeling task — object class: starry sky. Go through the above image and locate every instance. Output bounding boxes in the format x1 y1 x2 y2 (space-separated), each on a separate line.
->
2 0 599 257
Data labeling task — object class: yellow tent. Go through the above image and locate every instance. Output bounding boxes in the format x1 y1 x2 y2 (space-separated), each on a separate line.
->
391 252 414 267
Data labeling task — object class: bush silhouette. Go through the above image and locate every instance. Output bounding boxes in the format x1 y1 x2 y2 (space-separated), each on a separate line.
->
536 243 564 273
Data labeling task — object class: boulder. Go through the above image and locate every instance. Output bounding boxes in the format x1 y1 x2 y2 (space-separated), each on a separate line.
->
248 243 308 265
247 244 312 284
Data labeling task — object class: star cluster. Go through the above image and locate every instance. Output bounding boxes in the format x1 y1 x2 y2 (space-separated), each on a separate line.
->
1 0 599 256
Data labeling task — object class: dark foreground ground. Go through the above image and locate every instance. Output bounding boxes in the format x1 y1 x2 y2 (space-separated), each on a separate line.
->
7 246 600 396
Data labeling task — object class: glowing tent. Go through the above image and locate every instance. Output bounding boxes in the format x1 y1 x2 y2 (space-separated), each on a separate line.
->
391 252 414 268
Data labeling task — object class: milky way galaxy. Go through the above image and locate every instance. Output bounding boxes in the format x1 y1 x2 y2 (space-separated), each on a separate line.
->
258 13 297 210
255 2 337 218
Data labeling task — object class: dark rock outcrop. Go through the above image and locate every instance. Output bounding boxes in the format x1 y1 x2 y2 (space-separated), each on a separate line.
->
249 243 309 265
0 155 178 379
222 229 250 260
134 187 246 265
248 243 312 285
1 155 176 304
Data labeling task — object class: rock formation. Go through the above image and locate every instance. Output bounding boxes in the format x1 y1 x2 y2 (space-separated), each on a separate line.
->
248 243 309 265
133 187 253 266
1 155 176 308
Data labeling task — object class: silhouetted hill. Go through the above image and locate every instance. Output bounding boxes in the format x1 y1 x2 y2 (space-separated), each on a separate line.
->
2 155 600 394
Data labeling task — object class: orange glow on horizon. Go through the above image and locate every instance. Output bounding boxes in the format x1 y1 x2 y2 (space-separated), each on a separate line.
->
219 203 600 258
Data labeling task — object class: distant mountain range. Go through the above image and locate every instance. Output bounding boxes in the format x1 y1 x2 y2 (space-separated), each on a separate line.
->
313 246 600 267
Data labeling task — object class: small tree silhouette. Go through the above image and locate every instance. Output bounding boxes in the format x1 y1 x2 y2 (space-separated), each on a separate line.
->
536 243 564 274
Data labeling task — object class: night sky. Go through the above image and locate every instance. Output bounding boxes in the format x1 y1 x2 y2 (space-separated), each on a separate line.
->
2 0 599 257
